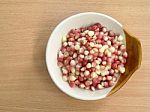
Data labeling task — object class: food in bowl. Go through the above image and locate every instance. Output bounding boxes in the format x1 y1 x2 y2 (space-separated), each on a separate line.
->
57 22 128 91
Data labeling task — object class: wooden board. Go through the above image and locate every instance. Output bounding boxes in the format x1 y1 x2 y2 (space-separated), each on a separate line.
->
0 0 150 112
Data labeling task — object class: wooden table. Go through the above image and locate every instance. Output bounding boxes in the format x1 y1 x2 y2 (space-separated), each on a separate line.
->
0 0 150 112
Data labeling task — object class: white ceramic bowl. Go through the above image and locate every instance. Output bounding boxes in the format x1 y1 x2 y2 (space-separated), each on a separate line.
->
46 12 125 100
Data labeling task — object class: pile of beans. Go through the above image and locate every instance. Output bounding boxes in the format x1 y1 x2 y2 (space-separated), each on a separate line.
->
57 23 127 91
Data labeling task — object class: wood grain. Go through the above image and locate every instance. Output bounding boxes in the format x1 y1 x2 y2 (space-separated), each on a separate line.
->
0 0 150 112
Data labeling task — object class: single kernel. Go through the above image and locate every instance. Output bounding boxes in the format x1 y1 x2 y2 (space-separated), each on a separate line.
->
84 70 90 76
86 63 92 68
75 44 80 50
69 75 76 81
70 60 76 66
88 31 95 37
84 50 89 55
118 35 124 41
62 75 68 82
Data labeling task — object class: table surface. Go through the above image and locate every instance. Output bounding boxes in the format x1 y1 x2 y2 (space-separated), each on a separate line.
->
0 0 150 112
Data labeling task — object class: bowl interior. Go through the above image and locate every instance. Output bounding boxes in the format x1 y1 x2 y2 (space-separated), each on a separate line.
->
46 12 125 100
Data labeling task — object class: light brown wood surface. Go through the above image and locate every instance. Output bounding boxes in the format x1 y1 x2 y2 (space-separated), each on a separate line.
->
0 0 150 112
